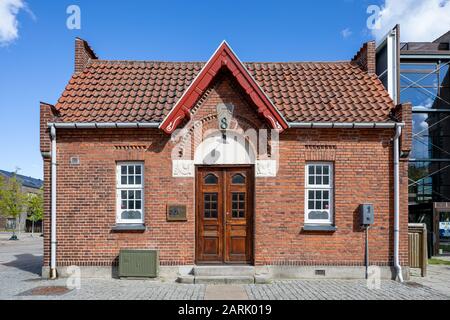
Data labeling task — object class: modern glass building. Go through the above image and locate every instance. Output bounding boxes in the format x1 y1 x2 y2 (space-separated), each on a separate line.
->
377 28 450 256
399 31 450 256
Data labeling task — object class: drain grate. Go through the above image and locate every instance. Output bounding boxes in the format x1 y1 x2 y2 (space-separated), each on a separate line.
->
19 286 72 296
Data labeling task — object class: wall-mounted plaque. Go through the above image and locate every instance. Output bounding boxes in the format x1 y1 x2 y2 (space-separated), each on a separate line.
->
216 103 234 131
167 204 187 221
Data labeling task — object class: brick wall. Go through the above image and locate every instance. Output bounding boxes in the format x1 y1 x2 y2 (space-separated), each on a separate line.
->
393 102 413 155
351 41 376 75
40 102 57 154
255 128 408 266
74 38 97 73
42 72 409 268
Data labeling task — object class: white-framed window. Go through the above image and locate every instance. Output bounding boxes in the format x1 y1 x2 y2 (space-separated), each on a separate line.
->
305 163 333 225
116 162 144 224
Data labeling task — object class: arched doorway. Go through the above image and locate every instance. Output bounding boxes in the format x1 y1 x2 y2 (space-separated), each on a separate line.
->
194 131 255 264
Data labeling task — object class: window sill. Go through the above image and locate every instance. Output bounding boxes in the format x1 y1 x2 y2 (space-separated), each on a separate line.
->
302 224 337 232
111 223 146 232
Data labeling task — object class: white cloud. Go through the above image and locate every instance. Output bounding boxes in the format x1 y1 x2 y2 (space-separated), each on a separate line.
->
371 0 450 42
0 0 27 46
341 28 352 39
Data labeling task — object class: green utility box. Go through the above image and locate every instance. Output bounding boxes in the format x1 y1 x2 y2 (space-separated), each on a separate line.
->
119 249 159 278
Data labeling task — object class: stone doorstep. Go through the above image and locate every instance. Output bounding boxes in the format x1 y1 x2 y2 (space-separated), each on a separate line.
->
193 265 255 277
177 266 272 284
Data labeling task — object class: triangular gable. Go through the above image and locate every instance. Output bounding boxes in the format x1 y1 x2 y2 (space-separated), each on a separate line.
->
159 41 289 134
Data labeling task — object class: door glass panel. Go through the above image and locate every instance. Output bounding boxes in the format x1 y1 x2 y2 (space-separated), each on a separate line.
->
231 173 245 184
204 193 218 218
232 192 245 218
204 174 218 184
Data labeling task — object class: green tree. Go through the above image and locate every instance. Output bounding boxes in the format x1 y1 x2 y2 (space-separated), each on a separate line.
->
0 173 27 240
27 191 43 237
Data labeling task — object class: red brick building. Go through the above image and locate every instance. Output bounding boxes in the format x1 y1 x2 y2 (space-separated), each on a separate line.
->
40 38 411 281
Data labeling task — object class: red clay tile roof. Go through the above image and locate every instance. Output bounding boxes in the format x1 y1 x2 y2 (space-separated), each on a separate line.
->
55 60 395 123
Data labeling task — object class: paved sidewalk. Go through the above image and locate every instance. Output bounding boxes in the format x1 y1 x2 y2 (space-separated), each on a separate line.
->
0 232 45 298
411 264 450 297
245 279 448 300
205 285 248 300
1 234 449 300
0 233 204 300
13 279 205 300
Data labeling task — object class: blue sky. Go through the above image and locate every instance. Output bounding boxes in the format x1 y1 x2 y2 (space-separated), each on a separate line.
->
0 0 427 179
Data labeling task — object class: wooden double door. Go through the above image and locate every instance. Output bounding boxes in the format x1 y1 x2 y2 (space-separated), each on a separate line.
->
196 166 254 264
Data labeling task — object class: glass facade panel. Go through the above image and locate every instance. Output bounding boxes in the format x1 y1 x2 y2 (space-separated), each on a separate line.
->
401 60 450 210
401 61 450 109
408 161 450 204
439 64 449 87
401 63 436 71
411 113 450 159
401 88 437 108
401 72 438 88
401 58 450 256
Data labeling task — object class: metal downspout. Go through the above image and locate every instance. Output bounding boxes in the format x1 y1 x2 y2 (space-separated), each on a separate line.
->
393 124 403 282
50 125 57 279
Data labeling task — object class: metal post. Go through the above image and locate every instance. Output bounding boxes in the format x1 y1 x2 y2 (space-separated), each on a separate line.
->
365 226 369 279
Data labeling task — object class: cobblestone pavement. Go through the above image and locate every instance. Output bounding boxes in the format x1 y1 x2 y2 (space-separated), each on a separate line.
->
0 233 204 300
245 279 449 300
12 279 205 300
1 233 449 300
411 263 450 298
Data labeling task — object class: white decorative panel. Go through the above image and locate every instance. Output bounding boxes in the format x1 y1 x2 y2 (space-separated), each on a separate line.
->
172 160 194 177
256 160 277 177
194 132 255 165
